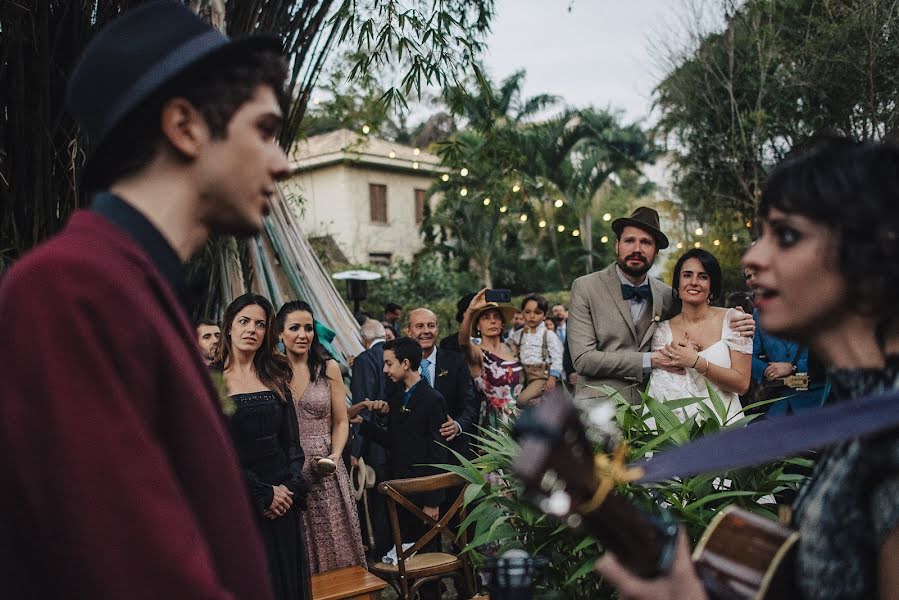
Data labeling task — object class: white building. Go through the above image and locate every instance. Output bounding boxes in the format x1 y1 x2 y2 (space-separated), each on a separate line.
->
283 129 444 265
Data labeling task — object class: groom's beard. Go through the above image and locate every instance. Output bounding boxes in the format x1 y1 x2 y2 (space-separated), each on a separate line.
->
617 253 652 277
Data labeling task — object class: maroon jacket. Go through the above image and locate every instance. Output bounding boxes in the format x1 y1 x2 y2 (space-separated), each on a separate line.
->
0 211 272 599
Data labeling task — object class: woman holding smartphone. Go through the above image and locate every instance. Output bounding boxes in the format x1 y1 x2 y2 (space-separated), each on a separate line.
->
459 288 523 430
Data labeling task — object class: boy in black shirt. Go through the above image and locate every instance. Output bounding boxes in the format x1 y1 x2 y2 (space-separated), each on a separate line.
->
360 336 449 520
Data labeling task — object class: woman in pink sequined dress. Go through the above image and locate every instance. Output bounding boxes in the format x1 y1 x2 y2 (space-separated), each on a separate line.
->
277 301 365 574
459 289 523 430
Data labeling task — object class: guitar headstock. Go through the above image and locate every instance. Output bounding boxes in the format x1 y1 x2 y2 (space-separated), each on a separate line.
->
513 388 620 523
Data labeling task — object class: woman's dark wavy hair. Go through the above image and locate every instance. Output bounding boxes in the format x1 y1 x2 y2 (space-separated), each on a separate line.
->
760 136 899 327
276 300 331 383
215 293 292 402
671 248 723 303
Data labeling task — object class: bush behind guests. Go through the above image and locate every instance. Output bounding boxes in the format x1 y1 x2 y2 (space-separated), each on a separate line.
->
441 387 806 597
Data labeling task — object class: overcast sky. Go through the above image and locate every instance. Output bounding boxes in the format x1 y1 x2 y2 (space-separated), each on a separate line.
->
482 0 682 125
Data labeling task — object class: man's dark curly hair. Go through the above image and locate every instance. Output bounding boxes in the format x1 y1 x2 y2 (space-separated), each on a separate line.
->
88 48 288 190
759 136 899 327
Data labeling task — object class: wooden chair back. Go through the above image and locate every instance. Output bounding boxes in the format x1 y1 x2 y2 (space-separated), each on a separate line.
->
378 472 473 597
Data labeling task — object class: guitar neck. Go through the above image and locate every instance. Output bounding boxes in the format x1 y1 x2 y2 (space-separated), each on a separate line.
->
578 491 678 578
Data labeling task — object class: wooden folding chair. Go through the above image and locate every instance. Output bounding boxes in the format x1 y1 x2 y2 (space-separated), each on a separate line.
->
370 472 475 599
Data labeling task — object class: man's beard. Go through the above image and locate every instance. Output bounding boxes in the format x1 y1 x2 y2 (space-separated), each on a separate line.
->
617 254 652 277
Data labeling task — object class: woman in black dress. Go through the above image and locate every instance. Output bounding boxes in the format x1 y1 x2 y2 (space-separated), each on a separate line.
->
216 293 311 600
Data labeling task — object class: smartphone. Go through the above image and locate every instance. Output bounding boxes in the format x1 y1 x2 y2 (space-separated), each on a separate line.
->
485 289 512 303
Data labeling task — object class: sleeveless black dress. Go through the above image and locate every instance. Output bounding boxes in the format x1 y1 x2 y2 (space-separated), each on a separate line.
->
228 391 311 600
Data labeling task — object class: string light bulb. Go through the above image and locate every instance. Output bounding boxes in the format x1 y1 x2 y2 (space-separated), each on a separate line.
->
554 199 563 208
557 225 566 233
460 188 468 197
460 168 469 177
538 219 547 228
572 229 580 237
713 239 721 246
512 184 521 193
694 241 702 248
361 124 370 134
732 233 739 242
746 221 752 228
600 235 609 243
676 242 684 249
520 214 528 222
483 198 491 206
413 148 421 156
603 213 611 222
388 151 396 159
412 161 419 169
441 174 449 182
500 205 508 213
694 227 704 236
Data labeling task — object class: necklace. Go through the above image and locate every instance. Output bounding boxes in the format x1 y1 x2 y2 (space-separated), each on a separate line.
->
679 309 713 350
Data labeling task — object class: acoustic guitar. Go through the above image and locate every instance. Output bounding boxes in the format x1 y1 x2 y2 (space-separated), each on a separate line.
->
512 391 799 600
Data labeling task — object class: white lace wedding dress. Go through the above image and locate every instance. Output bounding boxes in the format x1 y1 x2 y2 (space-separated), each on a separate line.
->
647 308 753 425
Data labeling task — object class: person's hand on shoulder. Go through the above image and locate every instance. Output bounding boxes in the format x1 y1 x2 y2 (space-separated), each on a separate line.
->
728 307 755 337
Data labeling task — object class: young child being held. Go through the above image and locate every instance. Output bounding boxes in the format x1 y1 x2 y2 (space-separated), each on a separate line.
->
508 293 564 406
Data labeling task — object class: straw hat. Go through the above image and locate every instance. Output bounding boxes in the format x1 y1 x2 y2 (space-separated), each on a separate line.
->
350 457 377 501
469 302 518 337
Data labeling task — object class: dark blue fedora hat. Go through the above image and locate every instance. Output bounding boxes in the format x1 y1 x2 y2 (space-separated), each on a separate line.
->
66 0 282 189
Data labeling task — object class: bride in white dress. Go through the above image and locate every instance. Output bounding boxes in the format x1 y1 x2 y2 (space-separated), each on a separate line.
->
648 249 753 424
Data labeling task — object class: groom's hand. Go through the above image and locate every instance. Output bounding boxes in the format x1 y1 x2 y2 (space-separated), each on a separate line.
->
651 351 686 374
729 307 756 338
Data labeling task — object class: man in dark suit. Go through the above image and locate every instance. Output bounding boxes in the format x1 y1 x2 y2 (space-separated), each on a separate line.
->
359 336 448 600
407 307 480 458
349 318 394 556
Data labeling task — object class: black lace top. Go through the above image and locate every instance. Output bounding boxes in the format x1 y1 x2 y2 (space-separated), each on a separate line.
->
791 356 899 600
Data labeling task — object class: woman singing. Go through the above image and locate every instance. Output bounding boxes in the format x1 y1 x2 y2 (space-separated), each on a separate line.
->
596 138 899 599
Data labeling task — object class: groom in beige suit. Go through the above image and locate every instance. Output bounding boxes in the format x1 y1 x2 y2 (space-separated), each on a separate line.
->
568 207 753 404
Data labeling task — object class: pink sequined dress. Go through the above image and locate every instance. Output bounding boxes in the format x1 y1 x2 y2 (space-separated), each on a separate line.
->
294 375 366 574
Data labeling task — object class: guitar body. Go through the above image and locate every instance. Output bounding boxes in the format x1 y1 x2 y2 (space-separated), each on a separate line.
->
693 506 800 600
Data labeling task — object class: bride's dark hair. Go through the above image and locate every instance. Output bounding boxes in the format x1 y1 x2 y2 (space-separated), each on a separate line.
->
671 248 723 303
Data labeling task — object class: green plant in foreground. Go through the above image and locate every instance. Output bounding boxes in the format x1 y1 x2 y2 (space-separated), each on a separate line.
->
436 385 810 599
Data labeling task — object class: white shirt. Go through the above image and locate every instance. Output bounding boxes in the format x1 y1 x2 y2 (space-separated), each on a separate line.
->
419 346 437 385
508 322 564 377
615 265 654 372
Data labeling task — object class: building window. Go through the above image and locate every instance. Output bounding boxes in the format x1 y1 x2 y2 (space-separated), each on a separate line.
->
369 183 387 223
414 189 427 224
369 252 392 266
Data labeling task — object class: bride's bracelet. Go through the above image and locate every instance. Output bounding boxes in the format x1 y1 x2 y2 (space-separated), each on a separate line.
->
699 358 711 375
690 356 701 369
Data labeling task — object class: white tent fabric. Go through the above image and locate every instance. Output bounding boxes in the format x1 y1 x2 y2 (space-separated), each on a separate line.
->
226 186 365 364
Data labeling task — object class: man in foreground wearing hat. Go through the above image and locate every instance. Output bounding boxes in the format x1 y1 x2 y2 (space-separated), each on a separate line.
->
567 207 754 405
0 2 289 598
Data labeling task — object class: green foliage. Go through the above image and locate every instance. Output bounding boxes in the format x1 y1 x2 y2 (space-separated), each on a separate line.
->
443 389 806 598
425 71 658 291
655 0 899 235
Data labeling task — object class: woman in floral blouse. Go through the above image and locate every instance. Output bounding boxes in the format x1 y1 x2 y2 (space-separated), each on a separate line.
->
459 288 523 431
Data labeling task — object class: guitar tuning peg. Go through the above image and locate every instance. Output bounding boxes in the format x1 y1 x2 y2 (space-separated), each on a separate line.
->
540 470 559 492
540 489 571 517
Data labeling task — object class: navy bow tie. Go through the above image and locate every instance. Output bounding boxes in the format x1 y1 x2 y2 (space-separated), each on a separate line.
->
621 283 651 302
